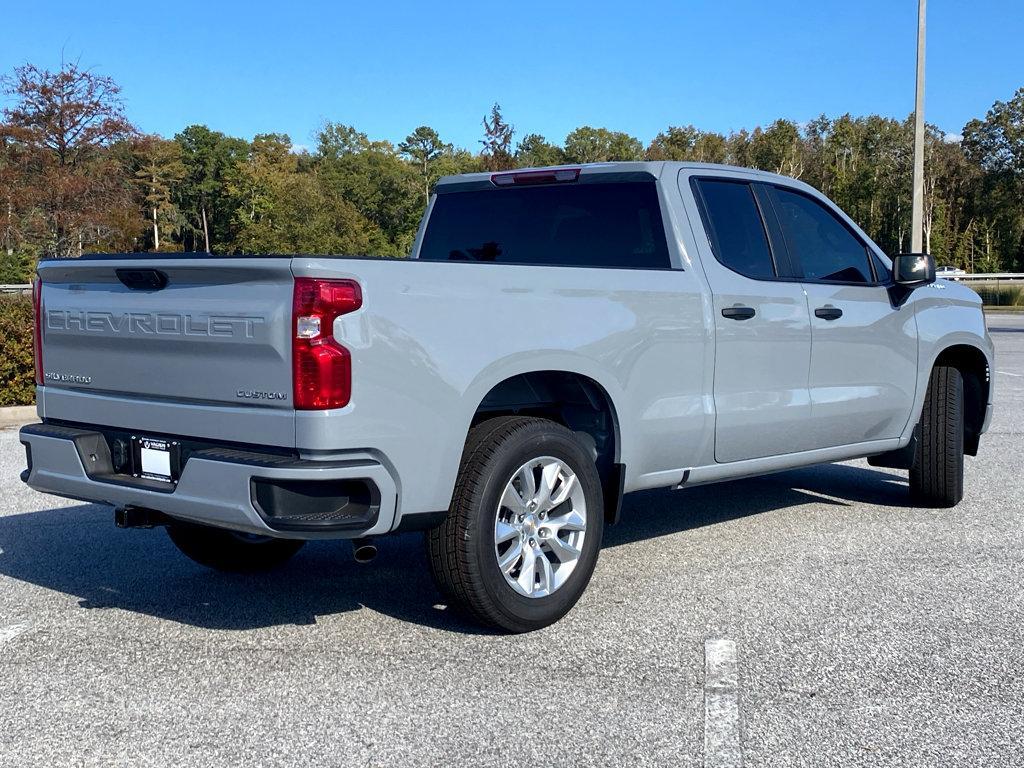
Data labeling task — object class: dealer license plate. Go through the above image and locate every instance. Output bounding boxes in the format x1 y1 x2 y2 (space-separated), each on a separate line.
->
133 437 178 483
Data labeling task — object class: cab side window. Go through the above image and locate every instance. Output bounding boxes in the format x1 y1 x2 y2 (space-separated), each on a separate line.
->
694 179 776 279
771 187 875 283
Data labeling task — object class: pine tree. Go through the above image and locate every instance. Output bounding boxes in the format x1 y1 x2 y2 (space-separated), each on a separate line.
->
481 103 514 171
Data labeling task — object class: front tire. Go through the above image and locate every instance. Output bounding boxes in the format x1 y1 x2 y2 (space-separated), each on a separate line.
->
427 416 604 633
909 366 965 507
167 522 305 572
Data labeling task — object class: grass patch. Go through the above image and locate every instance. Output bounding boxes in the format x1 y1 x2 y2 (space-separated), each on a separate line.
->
973 282 1024 308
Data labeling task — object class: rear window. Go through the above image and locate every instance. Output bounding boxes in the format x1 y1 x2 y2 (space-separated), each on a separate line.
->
419 182 671 269
694 179 776 279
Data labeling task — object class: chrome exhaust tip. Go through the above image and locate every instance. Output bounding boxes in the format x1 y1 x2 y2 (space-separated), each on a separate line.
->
352 537 377 564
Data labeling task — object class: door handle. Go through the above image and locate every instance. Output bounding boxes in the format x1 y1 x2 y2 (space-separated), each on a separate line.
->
814 306 843 321
721 305 756 321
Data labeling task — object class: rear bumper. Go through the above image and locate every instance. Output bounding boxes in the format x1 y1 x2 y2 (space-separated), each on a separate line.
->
19 423 398 540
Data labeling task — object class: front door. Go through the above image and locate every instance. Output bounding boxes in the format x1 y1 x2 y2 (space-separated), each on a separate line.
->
768 185 918 449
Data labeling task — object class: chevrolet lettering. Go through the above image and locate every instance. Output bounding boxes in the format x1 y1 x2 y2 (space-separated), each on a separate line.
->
46 310 265 339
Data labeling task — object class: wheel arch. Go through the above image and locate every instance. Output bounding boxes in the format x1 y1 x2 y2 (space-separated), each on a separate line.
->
930 343 991 456
470 368 625 524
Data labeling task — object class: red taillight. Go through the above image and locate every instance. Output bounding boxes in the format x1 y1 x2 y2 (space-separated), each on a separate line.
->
32 277 43 386
292 278 362 410
491 168 580 187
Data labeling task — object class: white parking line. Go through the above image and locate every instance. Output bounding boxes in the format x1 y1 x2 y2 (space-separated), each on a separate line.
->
996 370 1022 377
0 622 32 647
704 639 742 768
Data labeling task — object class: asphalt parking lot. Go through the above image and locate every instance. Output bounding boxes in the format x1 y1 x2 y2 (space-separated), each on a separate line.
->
1 314 1022 767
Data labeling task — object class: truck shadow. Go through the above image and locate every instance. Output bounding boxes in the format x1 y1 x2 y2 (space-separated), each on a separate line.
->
605 461 908 548
0 463 907 633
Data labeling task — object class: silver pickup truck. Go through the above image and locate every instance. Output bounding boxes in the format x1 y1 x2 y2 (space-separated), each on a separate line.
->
20 162 994 632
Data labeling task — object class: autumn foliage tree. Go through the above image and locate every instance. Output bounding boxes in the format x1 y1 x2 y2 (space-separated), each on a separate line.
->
0 133 27 258
0 62 136 257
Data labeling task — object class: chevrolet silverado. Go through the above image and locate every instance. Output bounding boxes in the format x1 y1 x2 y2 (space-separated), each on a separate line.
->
20 162 995 632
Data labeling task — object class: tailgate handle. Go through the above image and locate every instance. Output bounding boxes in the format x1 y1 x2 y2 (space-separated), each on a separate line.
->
116 268 168 291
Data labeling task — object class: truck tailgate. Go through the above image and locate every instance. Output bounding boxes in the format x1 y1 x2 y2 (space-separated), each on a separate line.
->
36 257 296 445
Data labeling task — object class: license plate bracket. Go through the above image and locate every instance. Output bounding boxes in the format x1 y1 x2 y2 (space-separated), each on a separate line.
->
131 436 180 483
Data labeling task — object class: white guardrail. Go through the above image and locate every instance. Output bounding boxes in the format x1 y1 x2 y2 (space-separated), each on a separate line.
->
952 273 1024 282
0 284 32 294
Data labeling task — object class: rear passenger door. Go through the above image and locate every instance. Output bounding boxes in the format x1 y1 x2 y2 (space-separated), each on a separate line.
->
689 177 813 463
766 185 918 449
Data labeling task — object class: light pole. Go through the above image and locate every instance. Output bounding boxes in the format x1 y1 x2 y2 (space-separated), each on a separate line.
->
911 0 926 253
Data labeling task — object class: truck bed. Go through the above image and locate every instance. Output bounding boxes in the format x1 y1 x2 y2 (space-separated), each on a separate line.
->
35 253 710 516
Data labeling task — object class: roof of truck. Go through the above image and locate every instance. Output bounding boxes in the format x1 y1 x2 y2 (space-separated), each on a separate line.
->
434 161 808 193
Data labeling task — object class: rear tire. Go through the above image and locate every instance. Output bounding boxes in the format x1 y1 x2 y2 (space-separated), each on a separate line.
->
909 366 965 507
426 416 604 633
166 522 305 572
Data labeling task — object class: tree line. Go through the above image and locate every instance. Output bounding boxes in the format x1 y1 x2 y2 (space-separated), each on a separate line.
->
1 62 1022 281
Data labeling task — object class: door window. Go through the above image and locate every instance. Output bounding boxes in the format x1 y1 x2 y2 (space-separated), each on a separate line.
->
693 179 776 279
771 187 874 283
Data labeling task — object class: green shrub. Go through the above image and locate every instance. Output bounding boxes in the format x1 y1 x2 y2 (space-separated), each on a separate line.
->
0 250 35 284
0 293 36 406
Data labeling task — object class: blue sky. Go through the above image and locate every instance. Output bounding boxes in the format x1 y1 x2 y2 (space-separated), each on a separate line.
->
2 0 1021 151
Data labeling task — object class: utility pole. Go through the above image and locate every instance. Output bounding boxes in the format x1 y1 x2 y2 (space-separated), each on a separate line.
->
911 0 926 253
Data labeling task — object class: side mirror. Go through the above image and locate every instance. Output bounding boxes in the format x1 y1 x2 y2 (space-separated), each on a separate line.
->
892 253 935 287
